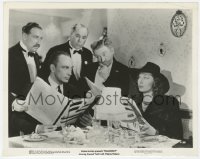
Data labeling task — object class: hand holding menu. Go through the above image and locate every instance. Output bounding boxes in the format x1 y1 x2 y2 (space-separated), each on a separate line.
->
120 98 146 132
24 77 95 127
85 77 102 96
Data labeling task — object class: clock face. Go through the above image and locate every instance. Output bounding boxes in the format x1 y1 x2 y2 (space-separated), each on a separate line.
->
170 11 187 37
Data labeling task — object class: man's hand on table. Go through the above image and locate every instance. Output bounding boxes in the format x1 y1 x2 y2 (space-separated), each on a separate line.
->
12 99 28 112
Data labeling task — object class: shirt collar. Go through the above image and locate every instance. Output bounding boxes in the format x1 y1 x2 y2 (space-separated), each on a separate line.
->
48 75 63 90
20 40 29 53
20 40 36 55
99 60 113 71
69 41 82 53
107 61 113 70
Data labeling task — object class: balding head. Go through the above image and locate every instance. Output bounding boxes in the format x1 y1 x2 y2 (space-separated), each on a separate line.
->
69 24 88 50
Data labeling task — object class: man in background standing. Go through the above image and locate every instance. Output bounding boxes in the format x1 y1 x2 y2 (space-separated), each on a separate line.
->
40 24 93 98
9 22 57 137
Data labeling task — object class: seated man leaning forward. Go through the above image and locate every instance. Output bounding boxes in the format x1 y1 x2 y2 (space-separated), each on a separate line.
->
79 37 130 126
86 37 129 96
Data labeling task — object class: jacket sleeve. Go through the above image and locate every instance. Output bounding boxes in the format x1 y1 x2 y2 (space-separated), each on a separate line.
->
38 48 54 79
154 96 183 139
11 112 39 136
9 49 19 95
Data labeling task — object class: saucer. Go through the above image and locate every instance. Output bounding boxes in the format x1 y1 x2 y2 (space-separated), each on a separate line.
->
23 134 48 142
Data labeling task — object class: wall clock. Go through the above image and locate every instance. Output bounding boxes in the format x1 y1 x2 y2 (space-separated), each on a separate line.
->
170 10 187 38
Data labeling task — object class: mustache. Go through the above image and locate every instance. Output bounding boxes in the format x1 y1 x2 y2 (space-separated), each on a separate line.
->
33 44 40 48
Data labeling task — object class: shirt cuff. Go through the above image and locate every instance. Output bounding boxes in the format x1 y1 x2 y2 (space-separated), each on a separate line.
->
11 100 15 111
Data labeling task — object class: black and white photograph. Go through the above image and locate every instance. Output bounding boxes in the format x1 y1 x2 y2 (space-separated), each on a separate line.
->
3 2 198 157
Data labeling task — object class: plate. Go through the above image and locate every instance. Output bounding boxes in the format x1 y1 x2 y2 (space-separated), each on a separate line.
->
23 134 48 142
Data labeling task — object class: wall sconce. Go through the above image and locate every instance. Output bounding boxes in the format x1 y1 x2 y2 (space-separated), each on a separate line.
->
128 55 136 68
99 27 107 40
158 42 166 57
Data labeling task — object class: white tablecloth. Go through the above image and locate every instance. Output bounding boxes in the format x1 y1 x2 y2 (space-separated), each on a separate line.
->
9 129 180 148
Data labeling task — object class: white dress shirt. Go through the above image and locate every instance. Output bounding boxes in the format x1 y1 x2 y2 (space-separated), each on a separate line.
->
20 41 37 83
69 41 82 80
48 76 64 94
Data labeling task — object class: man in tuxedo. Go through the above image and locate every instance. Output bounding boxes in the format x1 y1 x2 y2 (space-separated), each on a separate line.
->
39 24 93 98
86 37 129 96
9 22 57 137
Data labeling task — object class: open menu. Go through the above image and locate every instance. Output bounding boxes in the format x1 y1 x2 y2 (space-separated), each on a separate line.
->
24 77 94 127
84 78 146 132
120 98 146 132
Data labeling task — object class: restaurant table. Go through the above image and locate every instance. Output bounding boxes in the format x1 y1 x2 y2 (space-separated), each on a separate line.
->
9 127 181 148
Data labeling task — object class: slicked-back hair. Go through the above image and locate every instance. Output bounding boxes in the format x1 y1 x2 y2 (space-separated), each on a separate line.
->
22 22 42 34
48 51 70 67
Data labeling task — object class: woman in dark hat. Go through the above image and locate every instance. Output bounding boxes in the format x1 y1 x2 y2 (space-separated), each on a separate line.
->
133 62 183 139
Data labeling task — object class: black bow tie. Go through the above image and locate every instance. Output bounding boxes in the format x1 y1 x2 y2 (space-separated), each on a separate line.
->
20 45 35 57
28 52 35 57
73 50 82 54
